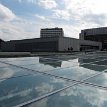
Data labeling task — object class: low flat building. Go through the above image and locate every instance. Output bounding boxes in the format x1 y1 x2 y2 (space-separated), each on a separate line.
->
1 37 102 52
1 27 102 52
1 38 59 52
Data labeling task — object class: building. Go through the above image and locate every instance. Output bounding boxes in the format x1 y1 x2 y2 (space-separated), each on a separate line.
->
79 27 107 49
40 27 64 38
39 57 62 68
1 27 102 52
0 39 4 51
1 38 59 52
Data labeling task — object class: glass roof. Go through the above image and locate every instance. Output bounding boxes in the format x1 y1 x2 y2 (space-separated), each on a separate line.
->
0 52 107 107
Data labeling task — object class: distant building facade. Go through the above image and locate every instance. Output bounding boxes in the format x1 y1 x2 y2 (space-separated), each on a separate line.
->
39 57 62 67
40 27 64 38
1 27 102 52
2 38 59 52
0 39 4 51
80 27 107 49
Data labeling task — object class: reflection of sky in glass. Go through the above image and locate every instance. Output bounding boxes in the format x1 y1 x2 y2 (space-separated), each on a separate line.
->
0 62 9 67
0 74 72 107
93 60 107 66
48 66 98 80
28 85 107 107
86 72 107 87
0 53 107 107
80 64 107 71
0 66 32 81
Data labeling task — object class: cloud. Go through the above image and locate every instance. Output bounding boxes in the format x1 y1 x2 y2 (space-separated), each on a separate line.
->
63 0 107 14
17 0 57 10
53 9 71 21
37 0 57 9
18 0 37 4
1 0 107 41
0 67 14 82
28 98 48 107
35 83 54 95
59 85 107 107
62 0 107 26
35 14 46 20
0 88 32 101
35 14 49 21
0 3 16 21
82 13 107 26
0 22 38 41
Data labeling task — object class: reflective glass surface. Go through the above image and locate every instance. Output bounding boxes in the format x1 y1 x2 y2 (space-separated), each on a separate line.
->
0 66 32 80
48 66 97 80
0 62 9 68
27 84 107 107
93 60 107 66
0 53 107 107
86 72 107 87
0 74 71 107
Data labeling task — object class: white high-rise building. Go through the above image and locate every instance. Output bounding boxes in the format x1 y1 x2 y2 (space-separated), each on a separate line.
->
40 27 64 38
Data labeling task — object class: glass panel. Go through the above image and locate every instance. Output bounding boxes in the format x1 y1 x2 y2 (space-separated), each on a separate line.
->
22 60 81 72
0 62 9 68
93 60 107 65
1 55 107 107
61 59 79 67
22 62 62 72
86 72 107 87
41 55 77 61
48 66 97 80
95 56 107 60
26 84 107 107
0 57 38 62
20 59 79 72
38 57 79 68
80 64 107 71
2 57 39 65
0 66 32 80
0 57 80 71
0 74 72 107
78 58 98 63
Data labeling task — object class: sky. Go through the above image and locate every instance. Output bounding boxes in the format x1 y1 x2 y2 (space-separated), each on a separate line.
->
0 0 107 41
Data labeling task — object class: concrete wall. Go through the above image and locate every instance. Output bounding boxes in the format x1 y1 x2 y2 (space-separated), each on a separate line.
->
58 37 102 51
79 40 102 50
58 37 80 51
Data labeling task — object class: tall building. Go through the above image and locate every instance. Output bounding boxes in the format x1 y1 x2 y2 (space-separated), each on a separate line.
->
40 27 64 38
80 27 107 49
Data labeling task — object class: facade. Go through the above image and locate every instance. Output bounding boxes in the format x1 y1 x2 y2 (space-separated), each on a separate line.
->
1 38 59 52
40 27 64 38
39 57 62 67
80 27 107 49
1 27 102 52
59 37 102 51
0 39 4 51
1 37 102 52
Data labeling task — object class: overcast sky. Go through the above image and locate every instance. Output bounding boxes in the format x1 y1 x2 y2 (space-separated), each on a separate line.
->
0 0 107 41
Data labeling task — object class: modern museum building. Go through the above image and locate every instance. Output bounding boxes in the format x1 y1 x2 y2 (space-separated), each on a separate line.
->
1 27 102 52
